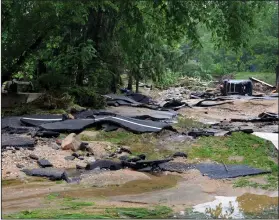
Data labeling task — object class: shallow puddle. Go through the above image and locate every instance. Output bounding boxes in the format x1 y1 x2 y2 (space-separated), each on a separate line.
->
60 173 180 198
192 193 278 219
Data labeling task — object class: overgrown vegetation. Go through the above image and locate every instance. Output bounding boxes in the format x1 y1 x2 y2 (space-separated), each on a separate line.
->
189 132 278 189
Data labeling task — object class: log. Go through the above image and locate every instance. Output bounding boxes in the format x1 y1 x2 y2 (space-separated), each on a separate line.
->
249 77 275 88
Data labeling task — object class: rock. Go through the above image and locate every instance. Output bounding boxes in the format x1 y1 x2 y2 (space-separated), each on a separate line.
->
228 156 244 162
78 157 85 160
138 154 146 160
61 133 81 151
86 142 109 159
37 159 53 168
127 156 142 162
64 156 75 161
80 142 88 151
117 152 130 159
76 162 87 169
12 150 16 153
77 130 99 140
118 146 132 154
86 156 96 163
29 154 39 160
16 164 24 168
56 139 62 145
173 152 187 158
51 143 60 150
72 152 79 158
119 155 130 161
68 114 75 119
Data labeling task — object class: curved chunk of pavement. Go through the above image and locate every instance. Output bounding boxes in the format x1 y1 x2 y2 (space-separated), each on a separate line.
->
39 119 95 133
85 160 123 170
94 115 173 133
20 114 64 127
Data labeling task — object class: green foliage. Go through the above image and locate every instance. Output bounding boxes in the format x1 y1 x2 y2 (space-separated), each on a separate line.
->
1 0 270 92
68 86 106 108
235 72 275 85
37 73 70 91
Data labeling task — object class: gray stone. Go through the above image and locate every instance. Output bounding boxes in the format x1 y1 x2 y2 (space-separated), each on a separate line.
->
37 159 53 168
64 156 75 161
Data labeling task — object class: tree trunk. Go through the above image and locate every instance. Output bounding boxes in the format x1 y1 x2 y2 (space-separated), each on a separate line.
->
135 77 139 93
76 63 84 86
127 73 133 91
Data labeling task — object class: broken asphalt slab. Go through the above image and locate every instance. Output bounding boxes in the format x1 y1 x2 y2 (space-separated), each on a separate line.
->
1 134 35 149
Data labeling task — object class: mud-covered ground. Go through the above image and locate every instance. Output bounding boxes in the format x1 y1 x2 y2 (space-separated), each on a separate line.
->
2 88 278 219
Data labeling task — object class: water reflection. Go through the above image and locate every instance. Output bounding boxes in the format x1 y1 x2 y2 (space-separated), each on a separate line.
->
193 194 278 219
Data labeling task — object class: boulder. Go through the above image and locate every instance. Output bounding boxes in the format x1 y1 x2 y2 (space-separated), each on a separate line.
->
86 141 109 159
61 133 81 151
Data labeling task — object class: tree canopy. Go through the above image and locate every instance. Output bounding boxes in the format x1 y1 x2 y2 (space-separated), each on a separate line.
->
2 0 274 94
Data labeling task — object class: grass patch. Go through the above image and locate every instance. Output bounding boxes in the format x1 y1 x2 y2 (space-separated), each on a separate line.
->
5 206 172 219
95 131 173 159
62 199 95 210
95 130 140 145
45 193 60 200
189 132 278 189
235 72 275 85
173 117 208 131
80 134 96 141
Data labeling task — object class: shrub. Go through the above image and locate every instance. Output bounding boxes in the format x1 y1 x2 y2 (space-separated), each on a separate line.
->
68 86 106 108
